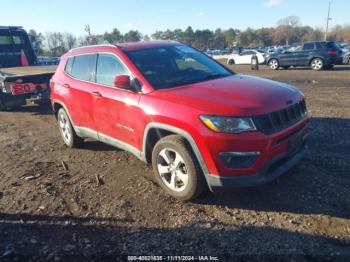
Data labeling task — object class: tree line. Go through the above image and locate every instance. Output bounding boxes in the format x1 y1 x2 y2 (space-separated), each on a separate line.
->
29 16 350 57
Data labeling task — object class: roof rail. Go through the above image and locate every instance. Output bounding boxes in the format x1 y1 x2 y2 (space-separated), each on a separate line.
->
68 44 116 52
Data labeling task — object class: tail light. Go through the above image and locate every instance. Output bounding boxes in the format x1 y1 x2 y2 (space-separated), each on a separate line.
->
10 83 48 95
327 50 337 55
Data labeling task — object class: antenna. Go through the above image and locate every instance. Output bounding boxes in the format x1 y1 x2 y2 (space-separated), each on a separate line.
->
324 0 332 41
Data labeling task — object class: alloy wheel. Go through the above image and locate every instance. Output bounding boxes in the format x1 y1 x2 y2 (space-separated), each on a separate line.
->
269 60 278 69
58 111 72 145
157 148 189 192
311 59 323 70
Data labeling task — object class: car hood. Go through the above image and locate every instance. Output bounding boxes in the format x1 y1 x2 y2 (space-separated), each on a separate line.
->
158 74 302 116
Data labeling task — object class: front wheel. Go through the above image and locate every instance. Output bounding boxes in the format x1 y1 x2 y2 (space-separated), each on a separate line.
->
282 66 290 70
152 135 206 201
268 59 279 70
310 58 324 71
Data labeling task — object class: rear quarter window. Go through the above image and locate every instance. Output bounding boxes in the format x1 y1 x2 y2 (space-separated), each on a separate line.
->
70 54 97 81
303 43 315 51
316 42 326 49
65 57 74 75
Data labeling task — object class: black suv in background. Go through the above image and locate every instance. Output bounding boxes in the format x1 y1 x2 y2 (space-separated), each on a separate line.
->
266 41 342 71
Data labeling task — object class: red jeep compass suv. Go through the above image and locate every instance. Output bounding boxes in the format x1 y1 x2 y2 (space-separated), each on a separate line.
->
50 41 309 200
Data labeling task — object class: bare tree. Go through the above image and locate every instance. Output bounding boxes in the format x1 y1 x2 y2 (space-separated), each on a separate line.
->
64 32 77 50
45 32 67 56
278 16 301 28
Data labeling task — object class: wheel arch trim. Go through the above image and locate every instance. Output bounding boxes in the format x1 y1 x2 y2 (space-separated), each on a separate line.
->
52 100 78 133
142 122 211 187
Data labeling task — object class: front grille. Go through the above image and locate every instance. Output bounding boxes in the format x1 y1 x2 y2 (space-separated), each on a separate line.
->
253 100 307 134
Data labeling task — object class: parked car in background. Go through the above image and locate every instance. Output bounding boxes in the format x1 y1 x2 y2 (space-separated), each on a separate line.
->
51 41 308 200
49 57 60 65
266 41 342 70
340 44 350 52
343 51 350 65
227 50 266 65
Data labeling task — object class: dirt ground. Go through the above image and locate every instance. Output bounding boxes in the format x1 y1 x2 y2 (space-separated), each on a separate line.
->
0 64 350 261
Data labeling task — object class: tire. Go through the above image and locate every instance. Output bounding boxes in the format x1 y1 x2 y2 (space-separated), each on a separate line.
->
268 59 279 70
282 66 290 70
151 135 206 201
57 108 83 148
310 58 324 71
228 59 235 65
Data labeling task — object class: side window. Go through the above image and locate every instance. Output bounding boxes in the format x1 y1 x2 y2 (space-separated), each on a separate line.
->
70 54 97 81
303 43 315 51
13 36 24 45
244 51 255 55
65 57 74 75
316 42 325 50
96 54 129 86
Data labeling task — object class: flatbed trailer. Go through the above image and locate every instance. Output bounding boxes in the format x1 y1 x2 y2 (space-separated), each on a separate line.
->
0 65 56 110
0 26 57 110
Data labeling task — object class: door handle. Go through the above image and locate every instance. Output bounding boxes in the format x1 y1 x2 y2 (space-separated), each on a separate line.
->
91 91 102 97
62 83 71 88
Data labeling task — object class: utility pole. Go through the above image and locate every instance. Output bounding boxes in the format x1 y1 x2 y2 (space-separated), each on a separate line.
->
324 0 332 41
84 25 91 36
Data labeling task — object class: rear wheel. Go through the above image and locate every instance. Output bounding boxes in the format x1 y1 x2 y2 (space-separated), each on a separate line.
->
228 59 235 65
152 135 206 201
268 59 279 70
310 58 324 71
57 108 83 148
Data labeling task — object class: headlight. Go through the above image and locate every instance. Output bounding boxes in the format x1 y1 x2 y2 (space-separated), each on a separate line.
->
200 115 256 133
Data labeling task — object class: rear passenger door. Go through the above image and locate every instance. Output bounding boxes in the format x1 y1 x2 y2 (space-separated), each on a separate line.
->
92 53 142 149
238 51 254 64
64 54 98 134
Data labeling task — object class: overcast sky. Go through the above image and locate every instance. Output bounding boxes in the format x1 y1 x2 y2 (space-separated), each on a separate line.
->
3 0 349 35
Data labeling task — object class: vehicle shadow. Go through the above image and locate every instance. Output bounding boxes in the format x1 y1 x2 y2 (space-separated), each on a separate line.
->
0 212 348 259
195 117 350 219
79 140 120 152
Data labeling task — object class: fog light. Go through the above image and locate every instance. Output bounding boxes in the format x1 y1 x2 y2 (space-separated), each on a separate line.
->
220 152 260 168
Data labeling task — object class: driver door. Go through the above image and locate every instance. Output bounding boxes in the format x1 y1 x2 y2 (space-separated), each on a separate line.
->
92 53 142 148
279 47 301 66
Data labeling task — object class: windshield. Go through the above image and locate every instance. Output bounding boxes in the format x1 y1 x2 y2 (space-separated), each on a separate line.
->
125 45 232 90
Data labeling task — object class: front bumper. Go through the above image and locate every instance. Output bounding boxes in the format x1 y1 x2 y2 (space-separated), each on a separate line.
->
206 139 307 192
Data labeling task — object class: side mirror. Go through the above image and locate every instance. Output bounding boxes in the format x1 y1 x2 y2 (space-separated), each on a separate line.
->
114 75 131 89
